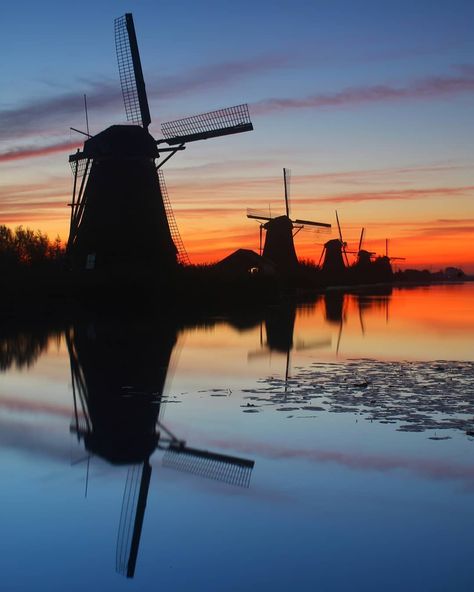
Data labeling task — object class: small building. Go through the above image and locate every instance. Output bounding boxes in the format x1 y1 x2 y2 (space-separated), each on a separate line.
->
215 249 276 277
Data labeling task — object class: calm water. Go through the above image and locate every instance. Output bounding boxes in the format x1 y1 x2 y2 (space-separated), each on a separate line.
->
1 284 474 591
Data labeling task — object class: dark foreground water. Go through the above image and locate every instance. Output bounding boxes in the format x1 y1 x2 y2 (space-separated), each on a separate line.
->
1 284 473 591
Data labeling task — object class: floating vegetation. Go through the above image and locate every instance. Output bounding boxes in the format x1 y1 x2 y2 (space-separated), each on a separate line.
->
244 360 474 437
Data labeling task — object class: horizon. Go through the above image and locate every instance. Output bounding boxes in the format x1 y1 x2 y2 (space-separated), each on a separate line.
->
1 1 473 272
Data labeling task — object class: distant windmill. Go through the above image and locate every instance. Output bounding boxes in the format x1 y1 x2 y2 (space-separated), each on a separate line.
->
354 227 376 268
318 210 348 274
67 13 253 272
384 239 405 262
247 168 330 272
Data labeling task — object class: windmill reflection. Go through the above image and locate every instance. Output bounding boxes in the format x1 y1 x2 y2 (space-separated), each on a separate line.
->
324 288 393 354
248 289 393 371
248 301 330 394
66 319 254 578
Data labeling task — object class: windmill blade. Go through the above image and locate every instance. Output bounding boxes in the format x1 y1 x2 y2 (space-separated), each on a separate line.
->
116 462 152 578
157 169 191 266
160 104 253 145
115 13 151 128
335 210 344 243
294 218 331 229
358 227 365 252
247 208 278 222
162 443 255 488
283 168 291 217
335 210 349 265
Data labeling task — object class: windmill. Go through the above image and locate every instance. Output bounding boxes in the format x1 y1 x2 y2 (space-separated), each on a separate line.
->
369 238 405 281
384 239 405 263
67 13 253 273
317 211 348 276
352 227 377 269
247 168 330 273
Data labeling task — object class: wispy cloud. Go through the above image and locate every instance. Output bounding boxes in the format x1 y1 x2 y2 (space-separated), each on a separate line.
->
0 80 119 141
154 54 287 103
0 140 81 162
0 54 286 142
310 185 474 204
253 65 474 114
0 180 70 224
411 224 474 238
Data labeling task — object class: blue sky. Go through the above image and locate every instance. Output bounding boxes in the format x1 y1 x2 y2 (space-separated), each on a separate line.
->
1 0 473 267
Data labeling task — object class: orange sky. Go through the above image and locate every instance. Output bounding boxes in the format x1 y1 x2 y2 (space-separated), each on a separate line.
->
1 152 473 271
1 5 473 272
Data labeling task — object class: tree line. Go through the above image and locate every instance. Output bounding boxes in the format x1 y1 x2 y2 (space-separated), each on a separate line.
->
0 225 66 269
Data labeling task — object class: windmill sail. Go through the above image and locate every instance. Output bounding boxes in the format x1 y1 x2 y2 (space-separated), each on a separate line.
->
160 104 253 145
116 462 152 578
157 169 191 266
162 443 255 488
115 13 151 128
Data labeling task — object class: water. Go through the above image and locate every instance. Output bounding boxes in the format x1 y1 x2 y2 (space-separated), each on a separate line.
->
1 284 473 591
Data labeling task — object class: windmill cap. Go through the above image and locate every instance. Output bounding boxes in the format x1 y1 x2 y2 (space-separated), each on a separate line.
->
82 125 159 159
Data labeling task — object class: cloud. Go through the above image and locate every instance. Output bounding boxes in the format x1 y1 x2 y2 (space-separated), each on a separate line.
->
0 80 120 141
411 224 474 238
0 140 81 162
252 65 474 114
0 180 70 225
0 54 286 142
154 54 287 105
312 185 474 204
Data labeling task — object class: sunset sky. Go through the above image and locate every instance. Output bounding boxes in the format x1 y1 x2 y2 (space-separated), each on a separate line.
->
1 0 473 271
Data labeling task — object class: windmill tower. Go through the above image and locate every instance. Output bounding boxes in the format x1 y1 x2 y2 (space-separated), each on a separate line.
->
67 13 253 274
247 168 330 273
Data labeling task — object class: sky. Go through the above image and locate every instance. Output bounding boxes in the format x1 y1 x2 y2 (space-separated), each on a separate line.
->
1 0 473 270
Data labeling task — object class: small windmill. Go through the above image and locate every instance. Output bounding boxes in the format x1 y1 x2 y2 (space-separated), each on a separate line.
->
384 239 405 263
317 210 348 274
354 227 376 267
67 13 253 272
247 168 330 272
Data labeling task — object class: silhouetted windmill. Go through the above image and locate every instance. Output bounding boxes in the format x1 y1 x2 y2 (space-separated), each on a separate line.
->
318 211 348 276
384 239 405 263
353 227 376 268
67 13 253 273
247 168 330 272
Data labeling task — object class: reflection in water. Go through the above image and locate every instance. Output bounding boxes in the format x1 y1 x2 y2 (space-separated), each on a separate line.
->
1 285 474 591
0 325 62 371
66 319 254 578
249 289 393 379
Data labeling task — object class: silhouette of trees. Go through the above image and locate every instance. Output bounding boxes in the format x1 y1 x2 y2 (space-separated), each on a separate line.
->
0 225 65 269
